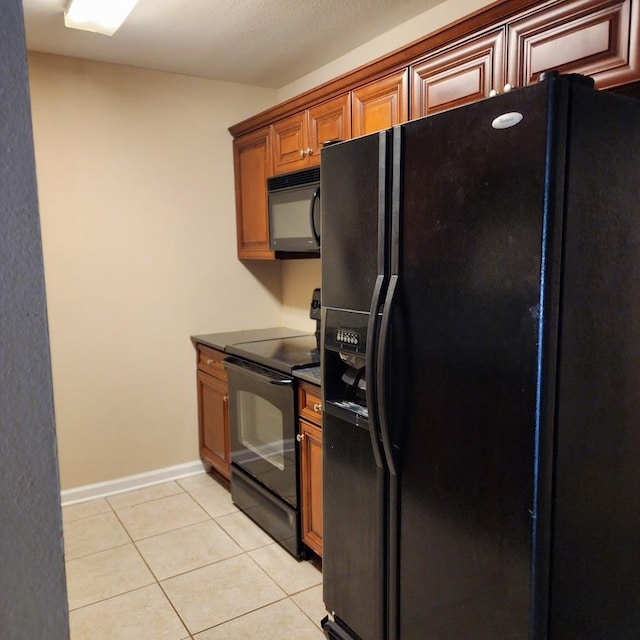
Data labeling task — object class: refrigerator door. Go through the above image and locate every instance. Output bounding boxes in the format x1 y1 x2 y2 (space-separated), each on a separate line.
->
321 133 388 314
549 83 640 639
321 132 391 640
391 81 559 639
322 406 386 640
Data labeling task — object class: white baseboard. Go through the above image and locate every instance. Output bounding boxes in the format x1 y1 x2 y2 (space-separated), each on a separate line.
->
60 460 206 506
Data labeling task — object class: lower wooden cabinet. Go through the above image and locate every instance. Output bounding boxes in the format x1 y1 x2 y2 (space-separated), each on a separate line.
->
298 381 323 557
299 419 323 557
195 344 230 480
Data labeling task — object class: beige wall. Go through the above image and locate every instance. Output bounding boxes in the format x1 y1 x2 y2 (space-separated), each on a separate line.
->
29 53 280 490
281 259 321 331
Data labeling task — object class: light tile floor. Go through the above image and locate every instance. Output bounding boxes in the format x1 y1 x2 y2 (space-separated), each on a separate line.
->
63 472 326 639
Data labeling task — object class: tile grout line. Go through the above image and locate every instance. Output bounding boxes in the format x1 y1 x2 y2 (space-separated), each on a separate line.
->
65 473 325 638
110 496 201 639
289 588 326 631
243 542 325 631
191 592 292 637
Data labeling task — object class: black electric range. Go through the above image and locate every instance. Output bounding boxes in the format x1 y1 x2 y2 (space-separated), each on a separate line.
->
225 334 320 374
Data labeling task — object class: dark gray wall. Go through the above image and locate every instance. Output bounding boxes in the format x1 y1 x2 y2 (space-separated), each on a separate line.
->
0 2 69 638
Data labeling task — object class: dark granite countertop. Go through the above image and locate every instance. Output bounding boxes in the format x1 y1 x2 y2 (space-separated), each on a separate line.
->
293 366 321 386
191 327 309 352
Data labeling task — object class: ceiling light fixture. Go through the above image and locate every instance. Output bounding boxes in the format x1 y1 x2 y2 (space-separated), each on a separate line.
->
64 0 140 36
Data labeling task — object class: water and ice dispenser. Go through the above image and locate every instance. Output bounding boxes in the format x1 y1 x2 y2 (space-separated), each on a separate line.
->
323 308 370 423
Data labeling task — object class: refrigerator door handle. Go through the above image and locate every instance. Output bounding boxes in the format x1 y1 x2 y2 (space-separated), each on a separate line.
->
375 126 402 479
365 273 386 469
376 273 398 476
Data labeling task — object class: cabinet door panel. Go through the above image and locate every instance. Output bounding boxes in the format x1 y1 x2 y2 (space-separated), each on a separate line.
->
507 0 639 89
298 381 323 425
197 370 230 480
352 69 409 137
272 112 308 174
411 29 506 118
233 127 274 259
308 94 351 165
299 419 323 557
197 344 227 381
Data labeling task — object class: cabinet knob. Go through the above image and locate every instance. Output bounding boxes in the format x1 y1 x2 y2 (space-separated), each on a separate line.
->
503 83 513 93
206 359 213 365
299 149 307 157
489 88 498 97
307 148 313 156
296 433 305 442
313 403 322 413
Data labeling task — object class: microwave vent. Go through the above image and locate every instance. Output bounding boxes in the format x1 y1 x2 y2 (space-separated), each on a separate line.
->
268 166 320 191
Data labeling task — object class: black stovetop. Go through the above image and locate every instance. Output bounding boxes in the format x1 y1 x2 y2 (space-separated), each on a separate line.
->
225 334 320 374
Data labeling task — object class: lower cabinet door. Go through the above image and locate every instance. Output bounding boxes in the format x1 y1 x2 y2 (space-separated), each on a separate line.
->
299 418 323 557
197 370 230 480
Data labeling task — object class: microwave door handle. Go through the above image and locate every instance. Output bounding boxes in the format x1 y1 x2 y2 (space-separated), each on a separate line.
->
310 187 320 245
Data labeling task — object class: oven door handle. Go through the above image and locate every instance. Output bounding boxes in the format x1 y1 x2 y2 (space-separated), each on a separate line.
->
224 357 294 386
269 378 294 386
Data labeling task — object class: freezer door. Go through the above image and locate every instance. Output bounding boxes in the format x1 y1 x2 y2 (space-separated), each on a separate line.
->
321 133 388 314
321 129 393 640
322 407 386 640
393 81 557 639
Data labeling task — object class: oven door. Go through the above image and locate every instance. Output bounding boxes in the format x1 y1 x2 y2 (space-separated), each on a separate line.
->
225 357 297 507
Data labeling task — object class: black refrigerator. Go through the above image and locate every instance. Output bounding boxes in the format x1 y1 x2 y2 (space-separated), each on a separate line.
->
320 72 640 640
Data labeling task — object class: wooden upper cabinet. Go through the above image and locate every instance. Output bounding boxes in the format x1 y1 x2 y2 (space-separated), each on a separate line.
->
308 94 351 162
233 127 274 259
272 94 351 174
507 0 639 88
352 69 409 137
411 29 506 118
271 112 308 174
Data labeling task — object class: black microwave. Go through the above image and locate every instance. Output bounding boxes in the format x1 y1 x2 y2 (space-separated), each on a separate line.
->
267 166 320 253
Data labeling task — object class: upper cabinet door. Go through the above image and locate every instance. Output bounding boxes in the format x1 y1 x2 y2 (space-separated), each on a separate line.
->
271 112 309 175
308 94 351 165
411 29 506 118
507 0 639 89
352 69 409 137
233 127 274 260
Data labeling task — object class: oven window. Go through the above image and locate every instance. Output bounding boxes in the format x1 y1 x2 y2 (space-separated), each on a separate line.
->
237 391 285 471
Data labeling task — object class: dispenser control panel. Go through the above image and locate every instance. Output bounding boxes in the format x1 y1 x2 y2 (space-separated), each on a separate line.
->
324 308 368 354
336 329 361 346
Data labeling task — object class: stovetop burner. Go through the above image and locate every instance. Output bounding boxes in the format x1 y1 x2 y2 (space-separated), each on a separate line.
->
225 334 320 374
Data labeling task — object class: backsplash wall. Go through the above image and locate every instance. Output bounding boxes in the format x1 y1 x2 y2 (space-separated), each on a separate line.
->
281 258 321 331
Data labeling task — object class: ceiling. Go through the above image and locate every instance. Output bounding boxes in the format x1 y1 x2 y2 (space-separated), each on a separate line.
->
22 0 444 88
